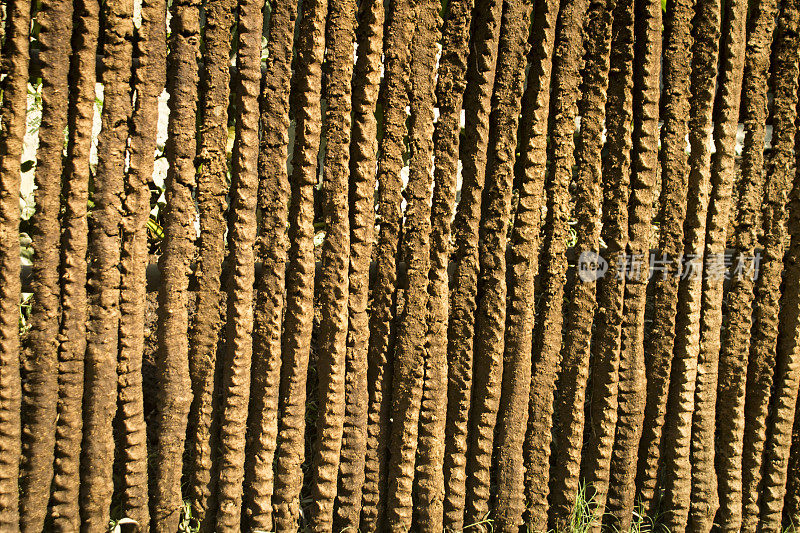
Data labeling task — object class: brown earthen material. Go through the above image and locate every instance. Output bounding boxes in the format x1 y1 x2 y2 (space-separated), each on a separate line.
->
0 0 29 525
385 1 440 528
547 0 615 527
442 0 503 527
49 0 97 527
243 2 298 532
187 0 234 526
116 0 166 528
151 0 200 528
714 0 775 529
660 0 720 527
580 0 634 526
214 0 263 528
634 0 694 517
81 0 133 529
306 0 356 530
360 0 415 528
271 0 327 528
413 0 472 529
333 0 383 528
746 0 800 529
20 0 71 528
603 0 660 527
691 0 747 526
524 0 589 526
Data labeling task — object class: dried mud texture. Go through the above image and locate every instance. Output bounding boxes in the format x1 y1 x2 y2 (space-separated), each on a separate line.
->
20 0 71 528
332 0 383 528
603 0 660 527
151 0 200 528
305 1 356 530
783 133 800 533
214 0 263 529
186 0 234 525
116 0 166 527
243 1 298 530
384 2 440 528
359 0 415 528
690 0 747 526
492 1 557 531
786 391 800 529
0 5 4 66
634 0 694 514
580 0 634 526
740 1 800 529
714 0 775 528
442 0 503 527
80 0 133 529
412 0 472 528
764 153 800 528
49 0 98 528
271 0 327 528
547 0 615 527
461 0 533 525
0 0 29 525
660 0 720 528
523 0 589 526
753 0 800 529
